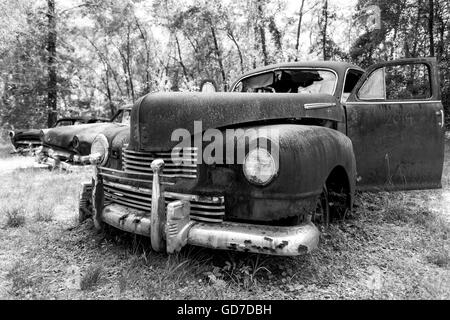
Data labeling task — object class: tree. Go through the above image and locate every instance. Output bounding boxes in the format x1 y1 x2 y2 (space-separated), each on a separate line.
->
47 0 57 127
295 0 306 59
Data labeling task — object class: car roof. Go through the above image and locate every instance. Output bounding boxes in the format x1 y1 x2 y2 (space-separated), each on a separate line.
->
56 117 85 121
56 117 109 122
232 61 364 88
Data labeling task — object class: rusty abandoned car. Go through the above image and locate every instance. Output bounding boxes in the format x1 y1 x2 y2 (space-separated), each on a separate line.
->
79 58 445 256
36 105 132 170
9 116 109 155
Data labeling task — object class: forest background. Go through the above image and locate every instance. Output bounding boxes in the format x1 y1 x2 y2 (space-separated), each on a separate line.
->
1 0 449 129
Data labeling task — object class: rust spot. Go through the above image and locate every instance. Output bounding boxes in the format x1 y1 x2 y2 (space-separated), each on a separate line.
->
262 246 276 253
133 218 141 224
263 237 273 242
277 240 289 249
244 240 252 245
119 213 129 224
297 245 308 255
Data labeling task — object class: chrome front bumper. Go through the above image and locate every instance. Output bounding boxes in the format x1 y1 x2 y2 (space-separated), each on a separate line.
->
35 147 92 170
92 160 320 256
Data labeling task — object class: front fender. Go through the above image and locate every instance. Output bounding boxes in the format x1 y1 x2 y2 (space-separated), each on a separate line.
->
194 124 356 223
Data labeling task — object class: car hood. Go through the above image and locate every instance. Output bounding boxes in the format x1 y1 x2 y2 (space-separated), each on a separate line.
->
13 129 41 140
75 124 129 155
42 122 118 149
130 92 342 151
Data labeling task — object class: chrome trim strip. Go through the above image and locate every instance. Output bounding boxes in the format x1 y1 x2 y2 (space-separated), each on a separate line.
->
123 155 196 163
99 172 175 186
346 100 442 105
304 102 336 109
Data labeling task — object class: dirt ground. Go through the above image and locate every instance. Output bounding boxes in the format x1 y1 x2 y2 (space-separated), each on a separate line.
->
0 138 449 300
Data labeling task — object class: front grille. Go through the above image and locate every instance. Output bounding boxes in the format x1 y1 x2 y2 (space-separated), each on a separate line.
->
103 179 225 223
16 139 41 146
122 147 198 179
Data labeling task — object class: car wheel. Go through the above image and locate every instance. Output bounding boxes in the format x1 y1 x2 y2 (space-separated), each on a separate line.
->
311 186 330 227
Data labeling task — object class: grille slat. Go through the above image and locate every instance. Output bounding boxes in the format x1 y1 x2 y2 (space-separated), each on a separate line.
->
122 148 198 179
123 163 197 174
124 158 197 167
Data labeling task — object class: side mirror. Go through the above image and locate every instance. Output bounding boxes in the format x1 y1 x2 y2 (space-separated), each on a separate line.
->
200 79 218 93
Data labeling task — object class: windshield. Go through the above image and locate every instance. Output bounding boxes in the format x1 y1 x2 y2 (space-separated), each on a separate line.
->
233 69 337 95
55 120 75 127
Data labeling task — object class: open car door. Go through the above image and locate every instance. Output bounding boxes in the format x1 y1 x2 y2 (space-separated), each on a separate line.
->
344 57 444 191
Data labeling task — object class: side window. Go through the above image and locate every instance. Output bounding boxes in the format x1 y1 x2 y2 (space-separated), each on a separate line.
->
385 63 431 100
358 68 385 100
342 69 363 102
55 120 73 127
358 63 432 101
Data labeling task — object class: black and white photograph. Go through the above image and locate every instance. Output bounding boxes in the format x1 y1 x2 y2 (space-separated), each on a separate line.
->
0 0 449 304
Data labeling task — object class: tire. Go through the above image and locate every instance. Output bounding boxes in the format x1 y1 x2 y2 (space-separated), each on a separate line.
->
78 182 93 223
311 186 330 227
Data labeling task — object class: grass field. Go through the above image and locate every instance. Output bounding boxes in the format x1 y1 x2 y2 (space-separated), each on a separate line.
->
0 137 449 300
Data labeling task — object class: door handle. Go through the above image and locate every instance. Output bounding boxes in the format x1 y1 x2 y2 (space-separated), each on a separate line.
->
436 110 444 128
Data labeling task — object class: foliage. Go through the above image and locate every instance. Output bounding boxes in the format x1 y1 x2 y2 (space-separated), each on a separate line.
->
1 0 450 129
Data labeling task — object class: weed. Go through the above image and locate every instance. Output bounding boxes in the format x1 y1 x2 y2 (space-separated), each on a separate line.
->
6 261 34 295
34 201 53 222
220 254 271 290
80 264 103 291
426 249 450 268
3 206 26 228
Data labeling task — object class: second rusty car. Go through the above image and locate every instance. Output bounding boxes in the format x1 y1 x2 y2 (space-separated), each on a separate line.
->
36 105 132 170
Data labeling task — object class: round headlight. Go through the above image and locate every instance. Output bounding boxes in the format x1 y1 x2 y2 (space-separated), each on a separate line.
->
243 148 278 186
9 131 15 138
91 134 109 165
72 136 80 149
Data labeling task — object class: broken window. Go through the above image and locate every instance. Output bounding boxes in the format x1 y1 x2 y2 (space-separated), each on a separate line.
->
342 69 363 102
234 69 337 95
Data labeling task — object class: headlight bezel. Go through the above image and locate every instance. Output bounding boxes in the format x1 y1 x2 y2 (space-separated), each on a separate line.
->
72 136 80 150
90 134 109 166
242 147 279 186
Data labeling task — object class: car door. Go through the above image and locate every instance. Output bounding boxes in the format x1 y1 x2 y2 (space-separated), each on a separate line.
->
344 57 444 191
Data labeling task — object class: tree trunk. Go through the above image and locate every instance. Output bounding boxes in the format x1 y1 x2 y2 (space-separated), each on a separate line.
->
174 34 191 83
135 17 151 93
47 0 57 128
105 67 114 116
411 0 422 57
322 0 328 60
126 25 135 101
210 24 227 91
227 29 245 74
256 0 268 65
268 17 282 52
295 0 306 60
429 0 435 56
